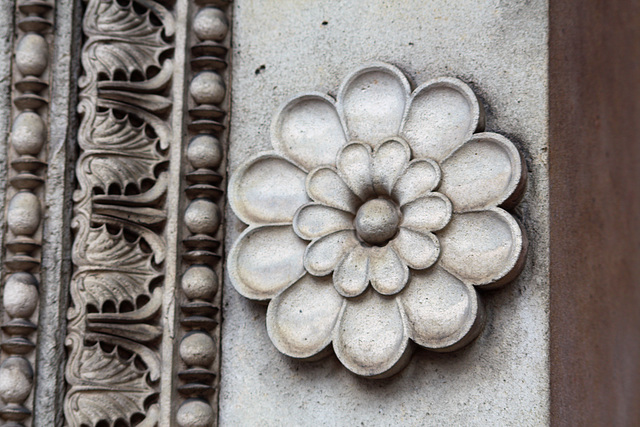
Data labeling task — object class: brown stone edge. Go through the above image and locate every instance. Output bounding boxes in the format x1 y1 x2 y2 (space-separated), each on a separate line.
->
549 0 640 425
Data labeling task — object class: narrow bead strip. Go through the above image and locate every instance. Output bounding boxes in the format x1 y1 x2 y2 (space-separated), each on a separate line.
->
0 1 54 425
175 2 231 425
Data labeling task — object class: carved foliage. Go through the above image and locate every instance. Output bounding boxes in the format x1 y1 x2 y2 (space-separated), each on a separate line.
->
65 0 173 425
65 338 158 427
80 0 174 83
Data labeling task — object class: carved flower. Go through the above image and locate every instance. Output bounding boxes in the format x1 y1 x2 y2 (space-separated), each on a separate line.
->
229 63 526 378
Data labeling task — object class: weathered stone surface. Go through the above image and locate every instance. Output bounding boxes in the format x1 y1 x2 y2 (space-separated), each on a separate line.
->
222 0 549 424
0 2 13 269
34 1 81 423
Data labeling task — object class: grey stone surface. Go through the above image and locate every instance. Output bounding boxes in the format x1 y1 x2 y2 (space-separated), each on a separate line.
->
0 0 14 274
222 0 549 425
34 0 81 424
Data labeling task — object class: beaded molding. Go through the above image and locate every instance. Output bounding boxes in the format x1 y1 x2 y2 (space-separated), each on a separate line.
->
176 3 229 425
0 0 54 423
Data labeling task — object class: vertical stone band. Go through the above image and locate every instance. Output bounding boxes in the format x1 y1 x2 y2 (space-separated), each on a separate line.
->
174 2 230 425
34 0 80 423
0 0 54 424
64 0 175 424
62 0 230 424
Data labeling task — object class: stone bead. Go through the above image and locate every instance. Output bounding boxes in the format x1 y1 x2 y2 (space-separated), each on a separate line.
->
15 33 49 76
185 198 220 235
12 111 46 155
179 332 216 367
190 71 225 105
8 191 41 236
187 135 222 170
176 399 215 427
182 265 218 301
0 357 33 404
193 7 228 41
4 272 39 319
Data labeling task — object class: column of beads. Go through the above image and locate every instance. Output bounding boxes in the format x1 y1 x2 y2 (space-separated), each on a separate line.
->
176 3 229 427
0 1 52 425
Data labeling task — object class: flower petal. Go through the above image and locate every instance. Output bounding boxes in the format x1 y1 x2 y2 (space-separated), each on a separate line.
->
272 93 347 171
338 63 410 146
228 225 307 300
400 266 483 350
229 154 310 225
267 274 345 359
333 245 370 297
401 77 483 161
304 230 359 276
439 133 526 212
307 167 360 213
400 193 452 233
391 227 440 270
369 246 409 296
293 203 354 240
439 208 526 287
372 138 411 196
392 159 441 206
336 143 374 200
334 289 411 378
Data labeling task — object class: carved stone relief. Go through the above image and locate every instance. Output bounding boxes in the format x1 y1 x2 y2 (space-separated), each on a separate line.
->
0 0 54 423
176 4 228 425
228 63 528 378
0 0 538 422
65 0 173 424
64 0 230 424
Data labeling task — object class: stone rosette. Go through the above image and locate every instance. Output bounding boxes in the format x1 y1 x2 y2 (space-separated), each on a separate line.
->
228 63 527 378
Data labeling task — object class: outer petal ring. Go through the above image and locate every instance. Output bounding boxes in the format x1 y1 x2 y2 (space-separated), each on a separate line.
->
271 92 347 172
229 152 310 225
333 291 413 378
337 62 411 146
267 274 346 359
228 224 307 301
439 207 528 289
400 266 485 351
439 132 527 212
400 76 484 161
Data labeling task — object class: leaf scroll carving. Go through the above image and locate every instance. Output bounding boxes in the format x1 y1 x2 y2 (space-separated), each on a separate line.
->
73 226 160 312
65 0 174 424
81 0 174 83
65 337 158 427
77 108 168 193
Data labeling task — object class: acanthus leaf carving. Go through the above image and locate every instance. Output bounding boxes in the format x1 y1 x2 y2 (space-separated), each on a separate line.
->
77 107 166 193
65 0 174 424
73 226 160 310
81 0 173 83
65 337 157 427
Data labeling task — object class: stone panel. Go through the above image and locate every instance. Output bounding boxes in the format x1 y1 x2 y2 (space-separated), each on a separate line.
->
222 0 549 425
